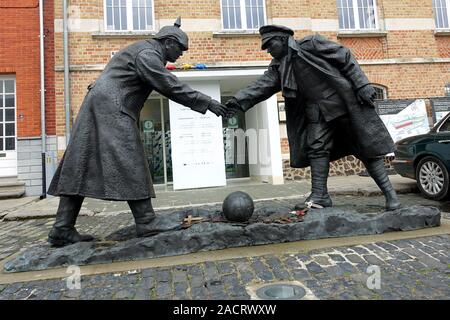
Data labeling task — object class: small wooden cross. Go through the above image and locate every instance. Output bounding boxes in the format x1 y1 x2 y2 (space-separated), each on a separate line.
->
183 215 204 226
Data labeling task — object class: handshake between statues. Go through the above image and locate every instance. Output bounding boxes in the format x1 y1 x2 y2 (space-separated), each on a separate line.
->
207 97 242 119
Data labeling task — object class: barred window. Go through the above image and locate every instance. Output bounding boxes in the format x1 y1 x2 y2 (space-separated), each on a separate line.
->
445 83 450 96
433 0 450 29
337 0 378 30
105 0 154 31
221 0 266 30
373 84 388 100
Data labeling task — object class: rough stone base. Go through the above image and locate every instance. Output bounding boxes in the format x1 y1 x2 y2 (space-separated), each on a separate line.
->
3 204 440 273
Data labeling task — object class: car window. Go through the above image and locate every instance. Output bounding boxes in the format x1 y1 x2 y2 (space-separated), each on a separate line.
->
439 118 450 132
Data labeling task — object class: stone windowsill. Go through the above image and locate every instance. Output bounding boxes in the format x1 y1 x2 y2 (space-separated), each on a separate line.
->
213 30 260 38
337 30 388 38
92 31 156 39
434 29 450 36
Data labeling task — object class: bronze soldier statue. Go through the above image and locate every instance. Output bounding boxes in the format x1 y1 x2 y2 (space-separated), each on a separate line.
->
47 18 229 247
226 25 401 211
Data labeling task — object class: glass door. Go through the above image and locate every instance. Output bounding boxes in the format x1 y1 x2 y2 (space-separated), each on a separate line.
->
140 97 172 185
0 78 17 177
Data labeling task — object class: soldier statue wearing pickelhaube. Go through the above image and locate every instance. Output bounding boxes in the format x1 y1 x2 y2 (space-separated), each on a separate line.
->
47 18 229 247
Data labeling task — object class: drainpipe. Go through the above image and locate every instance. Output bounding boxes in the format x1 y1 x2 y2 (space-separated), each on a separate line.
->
63 0 71 146
39 0 47 199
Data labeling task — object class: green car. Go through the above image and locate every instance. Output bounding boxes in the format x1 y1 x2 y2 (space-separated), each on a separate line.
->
393 112 450 200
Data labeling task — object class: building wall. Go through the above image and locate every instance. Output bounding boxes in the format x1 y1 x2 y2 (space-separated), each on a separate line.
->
53 0 450 179
0 0 55 195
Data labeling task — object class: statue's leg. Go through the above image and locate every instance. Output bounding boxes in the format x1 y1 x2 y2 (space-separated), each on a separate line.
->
363 157 402 211
296 109 333 209
48 195 95 247
128 198 160 237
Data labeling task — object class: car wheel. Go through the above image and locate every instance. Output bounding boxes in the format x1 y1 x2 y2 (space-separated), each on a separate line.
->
415 156 449 200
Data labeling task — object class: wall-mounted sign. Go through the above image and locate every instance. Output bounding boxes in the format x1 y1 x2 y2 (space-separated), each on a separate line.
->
375 99 430 143
142 120 154 132
169 81 226 190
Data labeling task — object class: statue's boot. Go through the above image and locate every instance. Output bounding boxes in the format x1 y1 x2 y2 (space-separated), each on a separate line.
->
295 157 332 210
364 158 402 211
48 196 95 247
128 198 163 237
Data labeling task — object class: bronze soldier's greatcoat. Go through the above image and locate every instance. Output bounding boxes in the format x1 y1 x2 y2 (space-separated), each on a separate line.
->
233 34 395 168
48 39 213 200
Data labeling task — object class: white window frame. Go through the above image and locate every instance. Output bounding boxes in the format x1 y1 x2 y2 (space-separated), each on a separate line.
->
433 0 450 29
220 0 267 31
0 76 17 153
104 0 155 32
337 0 379 31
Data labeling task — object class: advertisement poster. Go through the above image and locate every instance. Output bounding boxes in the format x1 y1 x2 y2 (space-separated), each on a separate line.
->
375 99 430 143
430 97 450 124
169 81 226 190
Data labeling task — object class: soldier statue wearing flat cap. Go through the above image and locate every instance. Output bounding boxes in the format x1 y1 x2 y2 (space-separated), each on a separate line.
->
226 25 401 211
47 18 229 247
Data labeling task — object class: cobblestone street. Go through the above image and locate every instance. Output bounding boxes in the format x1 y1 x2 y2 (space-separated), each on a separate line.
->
0 194 449 300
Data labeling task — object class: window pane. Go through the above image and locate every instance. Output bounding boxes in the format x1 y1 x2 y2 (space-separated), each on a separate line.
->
0 96 3 108
133 7 139 29
358 0 376 29
0 138 3 151
0 81 3 94
5 95 14 108
229 3 236 29
146 6 153 28
222 0 229 29
139 7 146 30
113 7 120 30
113 0 119 6
235 0 242 29
5 137 14 150
120 5 127 30
4 80 14 93
106 0 112 6
0 124 3 137
0 111 3 122
5 109 14 121
337 0 355 29
5 123 14 136
106 6 113 29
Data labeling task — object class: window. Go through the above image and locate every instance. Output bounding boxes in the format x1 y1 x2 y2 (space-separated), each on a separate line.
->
221 0 266 30
433 0 450 29
337 0 378 30
445 83 450 96
372 84 387 100
105 0 154 31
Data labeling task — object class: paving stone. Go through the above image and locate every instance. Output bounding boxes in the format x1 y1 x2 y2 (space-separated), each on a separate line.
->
155 282 172 297
217 261 235 274
239 270 256 284
363 255 385 265
313 255 332 266
306 261 326 274
251 259 275 281
174 282 189 299
329 254 346 262
345 254 365 264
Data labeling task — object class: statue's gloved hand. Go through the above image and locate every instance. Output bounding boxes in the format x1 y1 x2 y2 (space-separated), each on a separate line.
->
224 98 244 118
207 99 228 117
356 84 376 107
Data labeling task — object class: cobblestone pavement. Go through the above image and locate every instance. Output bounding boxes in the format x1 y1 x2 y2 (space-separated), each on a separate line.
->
0 193 449 300
0 234 448 300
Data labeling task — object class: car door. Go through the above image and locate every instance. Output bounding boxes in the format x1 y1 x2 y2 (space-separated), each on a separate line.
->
432 114 450 168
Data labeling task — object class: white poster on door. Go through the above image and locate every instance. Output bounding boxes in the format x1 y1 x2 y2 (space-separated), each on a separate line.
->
169 81 226 190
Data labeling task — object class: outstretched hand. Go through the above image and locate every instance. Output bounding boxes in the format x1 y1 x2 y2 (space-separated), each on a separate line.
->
356 84 376 107
224 98 243 118
208 100 228 117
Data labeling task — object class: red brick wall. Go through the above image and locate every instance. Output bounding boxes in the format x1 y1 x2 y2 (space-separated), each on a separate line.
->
0 0 55 137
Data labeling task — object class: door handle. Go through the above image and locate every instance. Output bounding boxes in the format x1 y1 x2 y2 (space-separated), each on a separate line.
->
438 140 450 144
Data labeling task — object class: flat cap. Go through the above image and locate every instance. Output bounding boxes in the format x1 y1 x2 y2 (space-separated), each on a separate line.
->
259 25 294 49
154 17 189 50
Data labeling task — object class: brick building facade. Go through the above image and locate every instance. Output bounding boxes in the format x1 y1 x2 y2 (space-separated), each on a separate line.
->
0 0 55 196
50 0 450 192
